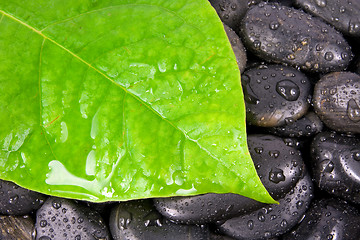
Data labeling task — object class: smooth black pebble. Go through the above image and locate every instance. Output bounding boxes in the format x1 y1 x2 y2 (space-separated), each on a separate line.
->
313 71 360 133
224 24 247 73
209 0 261 31
240 2 353 72
154 193 266 225
282 198 360 240
35 197 110 240
242 64 311 127
0 215 34 240
267 111 323 138
311 131 360 204
0 179 47 215
295 0 360 37
248 134 305 199
217 171 314 240
109 199 209 240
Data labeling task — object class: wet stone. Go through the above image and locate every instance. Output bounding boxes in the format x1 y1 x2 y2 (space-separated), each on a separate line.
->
154 193 266 225
267 111 323 138
310 131 360 204
313 72 360 133
209 0 261 31
217 171 314 240
242 64 311 127
282 198 360 240
0 215 34 240
224 24 247 73
35 197 110 240
295 0 360 37
0 180 47 215
248 134 305 199
240 2 353 72
109 199 210 240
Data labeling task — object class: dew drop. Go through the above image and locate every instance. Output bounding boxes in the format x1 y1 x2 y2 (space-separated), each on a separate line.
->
247 220 254 230
52 200 61 209
324 52 334 61
117 210 132 230
269 21 280 30
253 40 261 48
280 219 288 228
315 0 327 7
276 80 300 101
269 168 285 183
258 211 266 222
347 99 360 122
353 151 360 161
40 220 47 227
269 150 280 158
254 147 264 154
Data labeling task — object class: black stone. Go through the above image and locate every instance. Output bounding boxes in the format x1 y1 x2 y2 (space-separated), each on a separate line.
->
282 198 360 240
242 64 311 127
224 24 247 73
109 199 210 240
209 0 261 32
248 134 305 199
0 180 47 215
217 171 314 239
240 2 353 72
310 131 360 204
35 197 110 240
295 0 360 37
313 71 360 133
267 111 323 138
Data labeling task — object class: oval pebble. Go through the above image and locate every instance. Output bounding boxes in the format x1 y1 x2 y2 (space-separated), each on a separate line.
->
242 64 311 127
267 111 323 138
283 198 360 240
296 0 360 37
209 0 261 31
224 24 247 73
217 171 314 240
0 180 47 215
240 2 353 72
313 71 360 134
0 215 34 240
109 199 210 240
154 193 266 225
35 197 110 240
311 131 360 204
248 134 305 199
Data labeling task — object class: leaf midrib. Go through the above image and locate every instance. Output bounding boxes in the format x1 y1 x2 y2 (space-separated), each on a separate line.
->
0 9 225 166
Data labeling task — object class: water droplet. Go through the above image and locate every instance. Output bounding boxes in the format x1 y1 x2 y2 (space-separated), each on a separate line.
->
269 168 285 183
296 200 304 209
40 220 47 227
253 40 261 48
269 21 280 30
349 21 360 34
9 195 18 204
258 211 266 222
75 235 81 240
269 150 280 158
280 219 288 227
320 159 335 173
316 44 324 51
52 200 61 209
329 88 337 95
276 79 300 101
254 147 263 154
315 0 327 7
39 237 51 240
347 99 360 122
352 150 360 161
77 217 84 224
117 210 132 230
247 220 254 230
324 52 334 61
287 54 295 60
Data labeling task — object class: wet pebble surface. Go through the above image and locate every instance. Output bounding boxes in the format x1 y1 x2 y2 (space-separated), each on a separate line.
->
2 1 360 239
242 64 312 127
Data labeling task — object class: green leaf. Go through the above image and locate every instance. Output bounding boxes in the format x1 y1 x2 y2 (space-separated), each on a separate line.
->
0 0 275 203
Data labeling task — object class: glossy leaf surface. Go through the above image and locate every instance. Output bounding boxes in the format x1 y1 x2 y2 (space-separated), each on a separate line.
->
0 0 275 203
